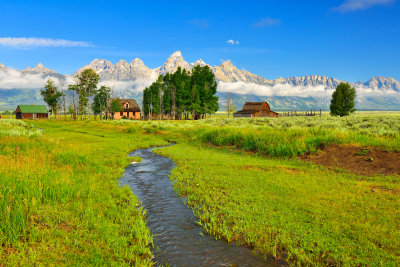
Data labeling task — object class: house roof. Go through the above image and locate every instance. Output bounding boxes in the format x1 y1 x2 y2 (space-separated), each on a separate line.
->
17 105 48 113
108 98 141 112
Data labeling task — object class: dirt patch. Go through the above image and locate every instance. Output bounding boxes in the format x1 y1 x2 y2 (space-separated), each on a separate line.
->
302 145 400 176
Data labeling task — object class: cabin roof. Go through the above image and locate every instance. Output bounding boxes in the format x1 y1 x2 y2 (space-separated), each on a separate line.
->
109 98 141 112
17 105 48 113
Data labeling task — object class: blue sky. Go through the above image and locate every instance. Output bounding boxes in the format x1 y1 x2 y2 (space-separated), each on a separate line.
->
0 0 399 82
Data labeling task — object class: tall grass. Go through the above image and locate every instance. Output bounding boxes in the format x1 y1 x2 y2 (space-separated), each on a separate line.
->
123 114 400 157
0 119 43 137
0 120 166 265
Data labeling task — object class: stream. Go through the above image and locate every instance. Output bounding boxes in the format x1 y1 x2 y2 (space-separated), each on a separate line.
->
120 146 281 266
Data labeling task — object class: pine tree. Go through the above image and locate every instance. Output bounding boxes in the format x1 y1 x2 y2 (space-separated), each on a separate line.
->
330 82 356 116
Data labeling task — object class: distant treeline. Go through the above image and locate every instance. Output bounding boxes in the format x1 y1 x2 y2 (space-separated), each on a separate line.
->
142 65 219 120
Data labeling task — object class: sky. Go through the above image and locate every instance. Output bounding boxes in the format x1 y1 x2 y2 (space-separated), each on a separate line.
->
0 0 399 82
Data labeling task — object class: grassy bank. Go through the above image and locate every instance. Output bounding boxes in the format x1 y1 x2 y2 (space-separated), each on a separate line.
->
0 120 166 265
156 143 400 265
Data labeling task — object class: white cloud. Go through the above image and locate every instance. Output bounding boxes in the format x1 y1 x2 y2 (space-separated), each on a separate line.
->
0 37 92 48
227 39 240 45
253 17 281 28
99 79 154 93
0 68 49 89
335 0 395 12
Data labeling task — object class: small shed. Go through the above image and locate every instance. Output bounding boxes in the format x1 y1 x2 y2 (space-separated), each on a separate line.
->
106 99 141 120
233 102 278 118
15 105 48 119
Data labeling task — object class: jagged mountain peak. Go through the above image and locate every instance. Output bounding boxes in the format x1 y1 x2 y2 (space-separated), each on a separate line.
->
155 51 190 75
24 63 56 73
358 76 400 91
190 59 208 68
220 60 234 67
131 58 144 64
169 51 183 58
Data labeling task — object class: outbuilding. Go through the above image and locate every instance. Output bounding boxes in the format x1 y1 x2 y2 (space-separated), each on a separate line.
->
233 102 278 118
15 105 49 119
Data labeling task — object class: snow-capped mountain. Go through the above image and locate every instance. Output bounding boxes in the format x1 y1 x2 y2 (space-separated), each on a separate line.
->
1 51 400 111
212 60 273 85
24 63 57 74
71 51 400 93
153 51 190 75
272 75 342 89
190 59 208 68
77 58 153 80
355 76 400 92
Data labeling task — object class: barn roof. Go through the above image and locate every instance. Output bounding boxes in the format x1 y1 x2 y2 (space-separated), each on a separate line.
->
17 105 48 113
242 102 270 111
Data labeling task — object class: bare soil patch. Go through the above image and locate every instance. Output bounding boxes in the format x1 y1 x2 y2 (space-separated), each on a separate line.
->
302 145 400 176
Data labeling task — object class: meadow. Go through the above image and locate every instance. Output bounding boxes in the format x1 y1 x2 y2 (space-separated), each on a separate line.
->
0 119 167 265
1 113 399 266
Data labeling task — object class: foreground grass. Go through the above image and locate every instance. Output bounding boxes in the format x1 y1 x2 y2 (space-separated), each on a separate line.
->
157 143 400 265
0 120 166 265
2 113 400 265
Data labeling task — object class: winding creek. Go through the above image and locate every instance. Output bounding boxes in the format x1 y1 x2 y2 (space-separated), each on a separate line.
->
120 146 280 266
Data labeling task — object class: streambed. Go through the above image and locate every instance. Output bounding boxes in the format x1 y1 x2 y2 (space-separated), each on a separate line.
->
120 146 278 266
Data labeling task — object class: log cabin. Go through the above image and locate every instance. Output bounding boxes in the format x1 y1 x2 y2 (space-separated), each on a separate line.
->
15 105 49 119
233 102 278 118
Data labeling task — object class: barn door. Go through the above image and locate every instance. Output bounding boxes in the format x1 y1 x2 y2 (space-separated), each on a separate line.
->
33 113 37 120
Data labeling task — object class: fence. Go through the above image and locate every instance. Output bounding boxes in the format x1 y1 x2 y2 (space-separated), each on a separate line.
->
279 109 322 117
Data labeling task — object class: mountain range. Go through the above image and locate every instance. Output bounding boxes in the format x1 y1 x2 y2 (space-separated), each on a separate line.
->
1 51 400 111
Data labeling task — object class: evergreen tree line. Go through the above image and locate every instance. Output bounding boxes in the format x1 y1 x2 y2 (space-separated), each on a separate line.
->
41 69 121 120
142 65 219 120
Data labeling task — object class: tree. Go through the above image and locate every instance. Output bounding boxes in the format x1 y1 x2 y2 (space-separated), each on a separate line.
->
191 65 218 119
41 79 64 118
92 86 111 119
109 98 121 120
141 66 219 120
226 93 236 117
69 69 99 120
330 82 357 117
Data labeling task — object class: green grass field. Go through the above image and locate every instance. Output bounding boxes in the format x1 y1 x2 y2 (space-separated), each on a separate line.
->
1 113 399 265
0 119 166 265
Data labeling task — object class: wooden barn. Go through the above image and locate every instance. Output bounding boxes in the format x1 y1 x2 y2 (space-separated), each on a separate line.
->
106 99 141 120
15 105 48 119
233 102 278 118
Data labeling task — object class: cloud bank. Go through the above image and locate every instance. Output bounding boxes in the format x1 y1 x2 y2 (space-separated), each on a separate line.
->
99 79 154 93
0 37 92 48
217 81 400 97
335 0 395 12
0 68 49 89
